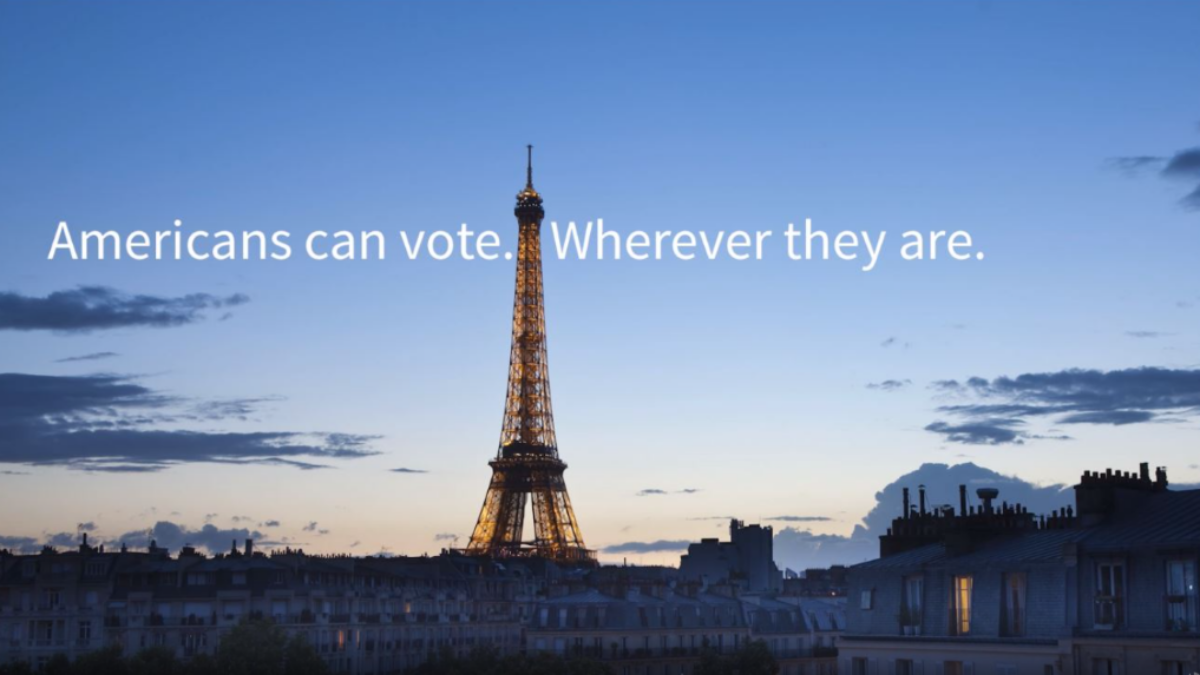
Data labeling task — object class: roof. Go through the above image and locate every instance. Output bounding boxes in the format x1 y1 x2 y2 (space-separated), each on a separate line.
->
1083 488 1200 552
853 485 1200 570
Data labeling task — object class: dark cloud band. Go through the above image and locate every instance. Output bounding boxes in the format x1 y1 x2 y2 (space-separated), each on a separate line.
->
0 286 248 332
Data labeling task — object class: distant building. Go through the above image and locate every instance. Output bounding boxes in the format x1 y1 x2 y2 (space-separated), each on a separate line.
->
0 539 530 673
527 586 841 675
841 462 1200 675
680 520 783 594
783 566 850 598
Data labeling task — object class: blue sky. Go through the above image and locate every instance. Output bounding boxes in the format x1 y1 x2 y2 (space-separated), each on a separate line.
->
1 1 1199 568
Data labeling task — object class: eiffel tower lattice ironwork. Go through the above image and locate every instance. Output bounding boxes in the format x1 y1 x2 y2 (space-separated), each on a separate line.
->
463 146 595 564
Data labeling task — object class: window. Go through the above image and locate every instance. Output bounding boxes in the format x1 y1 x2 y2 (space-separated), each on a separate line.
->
41 589 61 609
903 575 923 631
1002 572 1027 636
1164 559 1196 631
1092 658 1119 675
850 658 867 675
77 621 91 643
951 575 973 636
944 662 964 675
895 659 914 675
860 589 874 610
1162 661 1189 675
1094 561 1124 629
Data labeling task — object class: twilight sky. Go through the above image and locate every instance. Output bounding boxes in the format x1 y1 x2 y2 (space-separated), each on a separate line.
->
2 1 1199 569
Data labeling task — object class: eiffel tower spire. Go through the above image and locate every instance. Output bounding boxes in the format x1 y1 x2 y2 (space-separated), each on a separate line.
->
464 147 594 564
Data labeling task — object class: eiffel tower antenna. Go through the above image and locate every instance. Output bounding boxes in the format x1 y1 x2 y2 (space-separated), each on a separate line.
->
526 144 534 189
463 147 594 565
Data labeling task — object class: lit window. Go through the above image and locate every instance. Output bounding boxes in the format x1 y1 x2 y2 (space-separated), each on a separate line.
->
859 589 873 610
1002 572 1027 636
1094 561 1124 629
1165 559 1197 631
951 576 973 636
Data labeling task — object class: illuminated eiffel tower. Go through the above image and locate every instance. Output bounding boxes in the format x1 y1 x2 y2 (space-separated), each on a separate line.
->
463 147 595 565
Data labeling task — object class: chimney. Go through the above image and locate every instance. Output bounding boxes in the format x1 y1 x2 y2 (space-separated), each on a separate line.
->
245 539 253 557
918 485 927 516
231 539 238 556
902 488 910 519
959 485 967 517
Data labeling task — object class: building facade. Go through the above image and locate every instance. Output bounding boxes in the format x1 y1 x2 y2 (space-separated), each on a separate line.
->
0 540 528 673
527 587 840 675
841 463 1200 675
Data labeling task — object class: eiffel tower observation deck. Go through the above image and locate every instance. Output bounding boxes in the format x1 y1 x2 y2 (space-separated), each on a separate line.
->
462 147 595 565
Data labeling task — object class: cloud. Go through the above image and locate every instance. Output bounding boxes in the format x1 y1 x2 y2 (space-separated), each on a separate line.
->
1126 330 1170 339
391 467 428 474
880 337 897 348
1112 142 1200 209
925 367 1200 445
867 379 912 392
1107 156 1165 174
302 522 319 532
55 352 119 364
636 488 697 496
1057 410 1154 425
115 521 280 554
1162 148 1200 180
766 515 833 523
76 522 96 532
925 419 1026 445
260 520 281 528
0 535 39 553
0 286 248 333
433 533 458 542
0 372 378 471
190 397 283 422
601 540 692 554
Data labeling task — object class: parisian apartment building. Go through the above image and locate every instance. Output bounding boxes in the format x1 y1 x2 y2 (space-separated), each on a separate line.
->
840 462 1200 675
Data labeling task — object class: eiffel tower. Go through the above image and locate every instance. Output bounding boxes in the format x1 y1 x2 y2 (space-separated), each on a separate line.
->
463 147 595 565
